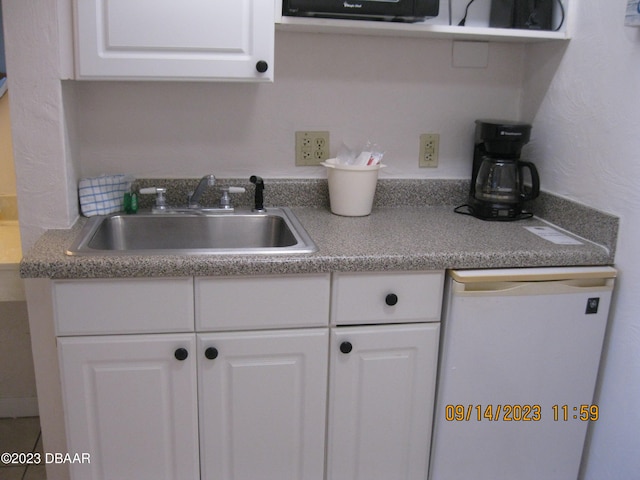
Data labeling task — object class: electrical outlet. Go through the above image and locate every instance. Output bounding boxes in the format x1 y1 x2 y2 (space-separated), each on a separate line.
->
419 133 440 168
295 131 330 166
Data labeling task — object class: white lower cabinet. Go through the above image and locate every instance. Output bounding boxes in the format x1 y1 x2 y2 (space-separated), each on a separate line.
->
59 329 328 480
58 334 200 480
327 324 440 480
54 271 443 480
197 329 328 480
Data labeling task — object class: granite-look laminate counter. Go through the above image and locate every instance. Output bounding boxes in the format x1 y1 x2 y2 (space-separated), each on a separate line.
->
20 205 614 279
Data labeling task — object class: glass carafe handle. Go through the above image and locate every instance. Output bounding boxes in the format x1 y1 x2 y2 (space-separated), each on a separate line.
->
518 161 540 201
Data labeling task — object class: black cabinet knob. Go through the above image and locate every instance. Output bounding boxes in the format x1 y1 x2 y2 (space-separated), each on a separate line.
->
205 347 219 360
256 60 268 73
174 348 189 361
385 293 399 306
340 341 353 354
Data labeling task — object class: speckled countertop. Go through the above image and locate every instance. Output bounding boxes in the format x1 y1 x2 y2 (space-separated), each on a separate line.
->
20 178 616 279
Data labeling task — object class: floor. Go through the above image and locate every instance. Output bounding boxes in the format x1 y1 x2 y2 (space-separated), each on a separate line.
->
0 417 46 479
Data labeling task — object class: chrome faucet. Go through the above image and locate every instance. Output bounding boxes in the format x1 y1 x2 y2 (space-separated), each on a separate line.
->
188 174 216 207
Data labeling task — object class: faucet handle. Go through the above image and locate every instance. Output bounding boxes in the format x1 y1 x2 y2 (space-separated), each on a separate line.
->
140 187 167 211
219 186 246 209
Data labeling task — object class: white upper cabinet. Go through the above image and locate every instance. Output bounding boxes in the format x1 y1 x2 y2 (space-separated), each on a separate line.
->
73 0 275 81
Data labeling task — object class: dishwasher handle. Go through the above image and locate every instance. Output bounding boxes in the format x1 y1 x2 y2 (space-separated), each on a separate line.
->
452 277 615 296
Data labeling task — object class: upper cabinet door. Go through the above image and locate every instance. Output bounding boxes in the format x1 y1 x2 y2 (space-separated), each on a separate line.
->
73 0 274 81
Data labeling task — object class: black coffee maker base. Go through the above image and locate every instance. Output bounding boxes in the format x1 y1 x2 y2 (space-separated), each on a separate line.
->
454 203 534 221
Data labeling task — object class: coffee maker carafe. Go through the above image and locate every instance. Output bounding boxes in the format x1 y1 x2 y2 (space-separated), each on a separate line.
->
466 119 540 220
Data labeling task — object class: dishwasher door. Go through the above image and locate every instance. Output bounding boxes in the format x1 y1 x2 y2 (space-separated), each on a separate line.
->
429 267 616 480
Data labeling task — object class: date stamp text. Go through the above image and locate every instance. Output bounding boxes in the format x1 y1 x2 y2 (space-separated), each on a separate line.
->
445 404 599 422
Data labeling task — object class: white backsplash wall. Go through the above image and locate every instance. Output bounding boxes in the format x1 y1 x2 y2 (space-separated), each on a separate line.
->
72 31 526 180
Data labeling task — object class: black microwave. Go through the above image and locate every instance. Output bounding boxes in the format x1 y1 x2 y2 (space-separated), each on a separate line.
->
283 0 440 23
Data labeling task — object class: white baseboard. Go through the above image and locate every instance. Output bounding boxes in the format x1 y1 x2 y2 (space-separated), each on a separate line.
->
0 397 40 417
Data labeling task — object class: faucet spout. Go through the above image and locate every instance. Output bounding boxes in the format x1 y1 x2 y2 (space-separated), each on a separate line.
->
188 174 216 207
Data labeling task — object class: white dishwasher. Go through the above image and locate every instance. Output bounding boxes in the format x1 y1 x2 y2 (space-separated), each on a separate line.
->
429 266 616 480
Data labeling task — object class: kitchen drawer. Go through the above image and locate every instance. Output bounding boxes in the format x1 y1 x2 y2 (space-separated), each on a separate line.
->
196 274 330 331
53 278 194 336
331 271 444 325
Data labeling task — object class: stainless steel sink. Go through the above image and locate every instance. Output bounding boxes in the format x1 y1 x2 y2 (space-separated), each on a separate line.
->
66 207 317 255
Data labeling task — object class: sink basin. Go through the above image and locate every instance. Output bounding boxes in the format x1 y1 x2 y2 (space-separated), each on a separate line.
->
66 207 317 255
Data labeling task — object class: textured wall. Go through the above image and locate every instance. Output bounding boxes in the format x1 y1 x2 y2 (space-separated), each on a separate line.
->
523 1 640 478
3 0 78 252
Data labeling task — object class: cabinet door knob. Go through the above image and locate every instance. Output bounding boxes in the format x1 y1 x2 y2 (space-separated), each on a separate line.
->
205 347 219 360
174 348 189 361
339 341 353 354
385 293 399 306
256 60 269 73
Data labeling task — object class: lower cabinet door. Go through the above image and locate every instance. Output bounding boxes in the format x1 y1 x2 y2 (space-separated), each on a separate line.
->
58 334 199 480
327 323 440 480
198 329 329 480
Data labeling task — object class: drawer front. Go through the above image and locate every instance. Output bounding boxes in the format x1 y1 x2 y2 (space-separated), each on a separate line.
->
196 274 330 331
331 271 444 325
54 278 194 336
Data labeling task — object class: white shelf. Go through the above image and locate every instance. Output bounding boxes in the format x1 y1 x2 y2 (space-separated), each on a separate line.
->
276 16 570 42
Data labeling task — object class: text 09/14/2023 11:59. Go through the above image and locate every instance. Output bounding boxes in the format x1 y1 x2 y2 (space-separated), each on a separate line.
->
444 404 600 422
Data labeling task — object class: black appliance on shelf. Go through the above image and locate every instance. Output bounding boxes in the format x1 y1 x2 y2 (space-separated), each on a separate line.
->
282 0 439 22
458 119 540 221
490 0 554 30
